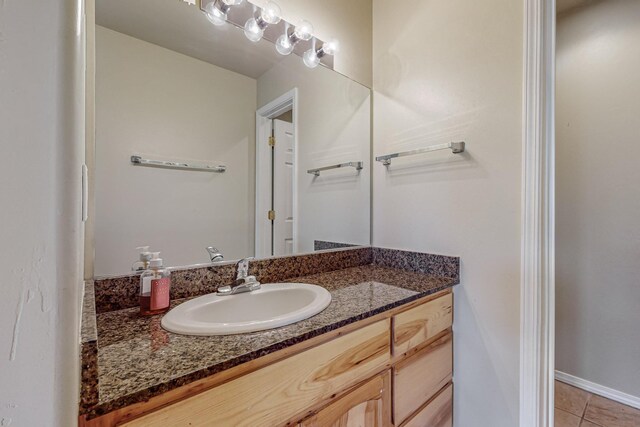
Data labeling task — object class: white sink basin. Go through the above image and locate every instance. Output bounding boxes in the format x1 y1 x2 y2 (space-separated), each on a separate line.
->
161 283 332 336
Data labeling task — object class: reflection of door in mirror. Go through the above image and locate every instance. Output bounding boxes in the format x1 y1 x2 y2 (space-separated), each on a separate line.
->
90 0 371 276
255 89 298 260
272 118 294 256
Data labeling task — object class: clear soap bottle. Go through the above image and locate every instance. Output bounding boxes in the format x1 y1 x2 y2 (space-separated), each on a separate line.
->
139 252 171 316
132 245 152 272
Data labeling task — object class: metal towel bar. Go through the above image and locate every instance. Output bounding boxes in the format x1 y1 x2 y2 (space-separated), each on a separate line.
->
375 141 465 166
307 161 363 177
130 155 226 173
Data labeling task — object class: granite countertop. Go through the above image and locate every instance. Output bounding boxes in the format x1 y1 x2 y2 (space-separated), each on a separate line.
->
84 264 458 417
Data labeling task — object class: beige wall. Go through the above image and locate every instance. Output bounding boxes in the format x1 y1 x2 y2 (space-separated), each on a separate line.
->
257 55 371 253
556 0 640 398
372 0 523 425
0 0 83 425
95 27 257 276
252 0 372 87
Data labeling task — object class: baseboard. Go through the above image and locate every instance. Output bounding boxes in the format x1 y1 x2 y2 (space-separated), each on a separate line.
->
555 370 640 410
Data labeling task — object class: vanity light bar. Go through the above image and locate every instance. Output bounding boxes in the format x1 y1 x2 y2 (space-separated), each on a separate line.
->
307 161 363 177
130 155 226 173
375 142 466 166
184 0 336 70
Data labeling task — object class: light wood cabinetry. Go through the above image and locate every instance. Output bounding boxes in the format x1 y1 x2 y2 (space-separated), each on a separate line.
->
393 333 453 424
123 320 390 427
83 289 454 427
300 371 392 427
402 384 453 427
393 292 453 355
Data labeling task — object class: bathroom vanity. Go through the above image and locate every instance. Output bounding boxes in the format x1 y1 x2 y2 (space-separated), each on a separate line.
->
79 248 458 426
82 1 460 425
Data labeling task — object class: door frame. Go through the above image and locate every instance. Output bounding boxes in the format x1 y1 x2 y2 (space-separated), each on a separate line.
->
255 88 299 258
520 0 556 426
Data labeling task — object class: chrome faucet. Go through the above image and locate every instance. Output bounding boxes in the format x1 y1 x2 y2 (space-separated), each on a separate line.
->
206 246 224 262
216 258 261 296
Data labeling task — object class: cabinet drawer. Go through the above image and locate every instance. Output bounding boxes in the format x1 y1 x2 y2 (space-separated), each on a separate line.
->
123 319 391 427
402 383 453 427
393 292 452 355
393 333 452 425
300 371 392 427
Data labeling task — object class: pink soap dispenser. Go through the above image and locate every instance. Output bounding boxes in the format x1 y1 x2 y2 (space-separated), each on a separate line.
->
139 252 171 316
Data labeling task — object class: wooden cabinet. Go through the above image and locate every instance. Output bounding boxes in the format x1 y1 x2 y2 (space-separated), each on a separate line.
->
83 290 454 427
300 371 392 427
402 384 453 427
393 292 452 355
393 333 453 424
123 320 390 427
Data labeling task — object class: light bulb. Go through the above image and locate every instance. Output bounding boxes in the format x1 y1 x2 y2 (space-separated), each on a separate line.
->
260 1 281 25
244 18 264 42
276 33 294 55
303 48 320 68
321 39 340 55
204 2 227 26
293 20 314 41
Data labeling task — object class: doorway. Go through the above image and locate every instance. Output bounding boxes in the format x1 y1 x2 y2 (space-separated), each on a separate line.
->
271 117 294 256
553 1 640 425
255 89 298 258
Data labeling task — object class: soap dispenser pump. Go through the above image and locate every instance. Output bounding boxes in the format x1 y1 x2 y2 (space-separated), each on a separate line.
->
132 246 153 272
139 252 171 316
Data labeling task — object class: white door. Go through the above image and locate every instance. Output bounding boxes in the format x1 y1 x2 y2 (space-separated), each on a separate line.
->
272 119 294 256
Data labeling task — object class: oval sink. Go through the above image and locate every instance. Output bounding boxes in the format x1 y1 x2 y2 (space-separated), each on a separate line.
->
161 283 332 336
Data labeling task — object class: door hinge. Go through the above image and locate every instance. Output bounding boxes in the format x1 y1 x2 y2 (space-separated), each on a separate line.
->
268 136 275 147
268 210 276 221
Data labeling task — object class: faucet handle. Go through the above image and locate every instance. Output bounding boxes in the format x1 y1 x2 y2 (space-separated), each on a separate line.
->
206 246 224 262
235 257 254 279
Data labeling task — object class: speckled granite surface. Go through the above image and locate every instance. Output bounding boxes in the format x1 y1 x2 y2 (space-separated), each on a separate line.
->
82 281 98 343
314 240 358 251
94 247 373 314
82 266 457 417
80 282 99 410
373 247 460 279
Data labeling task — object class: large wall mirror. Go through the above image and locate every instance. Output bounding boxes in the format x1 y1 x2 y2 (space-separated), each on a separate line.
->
90 0 371 277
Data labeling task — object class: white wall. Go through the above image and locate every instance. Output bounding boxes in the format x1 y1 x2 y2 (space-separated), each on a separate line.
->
94 27 257 276
556 0 640 398
251 0 372 87
257 56 371 253
372 1 523 425
0 0 83 426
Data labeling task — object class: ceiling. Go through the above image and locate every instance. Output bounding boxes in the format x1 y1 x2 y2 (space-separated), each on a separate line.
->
96 0 286 79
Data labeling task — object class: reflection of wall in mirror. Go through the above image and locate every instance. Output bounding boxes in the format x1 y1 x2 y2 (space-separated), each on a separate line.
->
258 55 371 254
94 26 257 276
275 110 293 123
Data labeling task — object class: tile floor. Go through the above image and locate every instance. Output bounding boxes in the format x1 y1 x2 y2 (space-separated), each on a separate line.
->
555 380 640 427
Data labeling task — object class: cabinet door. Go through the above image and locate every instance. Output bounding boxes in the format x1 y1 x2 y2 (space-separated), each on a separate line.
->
402 384 452 427
393 292 452 355
300 371 392 427
394 333 453 425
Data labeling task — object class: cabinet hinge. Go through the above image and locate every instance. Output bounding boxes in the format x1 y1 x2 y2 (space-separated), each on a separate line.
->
268 210 276 221
268 136 275 147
